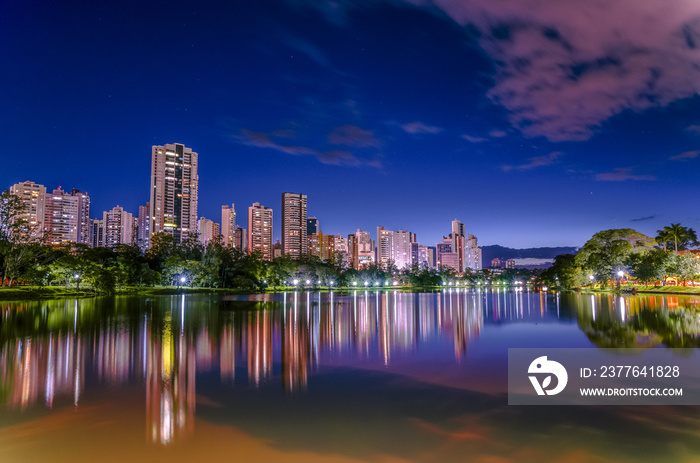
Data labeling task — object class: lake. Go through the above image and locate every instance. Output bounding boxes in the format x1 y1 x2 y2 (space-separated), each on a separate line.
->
1 290 700 462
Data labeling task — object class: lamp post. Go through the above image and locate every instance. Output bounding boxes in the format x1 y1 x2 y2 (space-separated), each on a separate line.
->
617 270 624 289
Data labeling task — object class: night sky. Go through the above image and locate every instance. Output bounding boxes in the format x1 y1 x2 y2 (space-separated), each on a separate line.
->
2 0 699 248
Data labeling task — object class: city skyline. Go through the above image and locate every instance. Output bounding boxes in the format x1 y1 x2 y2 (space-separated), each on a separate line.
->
2 1 699 248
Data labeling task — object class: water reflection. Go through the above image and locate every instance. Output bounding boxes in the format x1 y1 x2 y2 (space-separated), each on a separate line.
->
1 290 698 447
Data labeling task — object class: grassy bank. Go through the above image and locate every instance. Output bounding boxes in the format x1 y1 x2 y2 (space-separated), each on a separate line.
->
0 286 98 300
583 284 700 296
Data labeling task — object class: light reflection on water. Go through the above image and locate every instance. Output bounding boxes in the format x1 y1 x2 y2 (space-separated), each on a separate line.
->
1 290 700 461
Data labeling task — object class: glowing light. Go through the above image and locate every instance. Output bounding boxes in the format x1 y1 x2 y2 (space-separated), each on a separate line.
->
293 279 299 285
353 281 357 286
306 279 310 285
180 277 186 283
617 270 624 278
392 281 397 286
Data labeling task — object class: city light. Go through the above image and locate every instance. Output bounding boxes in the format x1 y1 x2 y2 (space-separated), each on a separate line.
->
293 279 299 285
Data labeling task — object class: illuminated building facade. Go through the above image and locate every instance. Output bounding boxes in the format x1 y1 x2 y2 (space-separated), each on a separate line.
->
9 180 46 241
197 217 220 245
247 202 273 260
42 188 91 246
137 203 150 250
221 204 236 248
149 143 199 244
103 205 134 247
281 192 307 258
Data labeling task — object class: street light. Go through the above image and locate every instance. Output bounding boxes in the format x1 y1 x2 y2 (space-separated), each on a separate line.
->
293 279 299 285
364 281 368 287
353 281 357 286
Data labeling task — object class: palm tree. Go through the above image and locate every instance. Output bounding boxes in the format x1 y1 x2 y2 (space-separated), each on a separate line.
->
656 223 698 254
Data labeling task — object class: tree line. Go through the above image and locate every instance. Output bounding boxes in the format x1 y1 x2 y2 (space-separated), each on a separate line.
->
540 226 700 288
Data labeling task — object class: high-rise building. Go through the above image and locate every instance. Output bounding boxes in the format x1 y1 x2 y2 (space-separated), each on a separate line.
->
233 225 247 252
451 219 465 272
393 230 412 270
376 226 394 268
197 217 220 245
247 202 273 261
221 204 236 248
71 189 91 245
136 203 150 250
42 188 91 246
347 233 359 269
89 218 104 248
281 192 307 258
9 180 46 242
306 217 319 236
103 206 134 247
505 259 516 269
149 143 198 244
308 232 335 261
356 229 375 268
491 258 502 268
307 233 321 258
436 237 459 271
465 234 482 271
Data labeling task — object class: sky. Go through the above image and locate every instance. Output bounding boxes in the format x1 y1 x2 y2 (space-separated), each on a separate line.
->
2 0 699 248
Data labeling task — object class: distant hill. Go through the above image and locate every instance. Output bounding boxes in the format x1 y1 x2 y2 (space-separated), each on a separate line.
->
482 245 578 269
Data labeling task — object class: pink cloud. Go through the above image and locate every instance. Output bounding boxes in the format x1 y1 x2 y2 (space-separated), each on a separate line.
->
327 125 381 147
669 150 699 161
238 128 381 168
462 134 487 143
489 129 507 138
401 121 444 134
595 168 656 181
415 0 700 141
502 151 562 171
686 125 700 135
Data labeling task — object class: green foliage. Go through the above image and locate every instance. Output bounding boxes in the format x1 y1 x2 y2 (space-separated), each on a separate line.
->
576 228 654 285
656 223 699 253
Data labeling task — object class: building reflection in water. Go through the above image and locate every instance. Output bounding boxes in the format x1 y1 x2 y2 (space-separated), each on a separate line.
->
0 289 627 444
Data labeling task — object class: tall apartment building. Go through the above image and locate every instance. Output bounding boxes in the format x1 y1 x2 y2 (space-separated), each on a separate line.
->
221 204 237 248
42 188 91 246
103 205 134 247
465 234 482 271
233 225 247 252
149 143 198 244
347 233 359 269
71 189 91 245
9 180 46 241
247 202 273 261
451 219 465 272
376 226 394 268
136 203 150 250
198 217 220 245
393 230 412 270
436 237 459 271
281 192 307 258
89 218 104 248
356 229 375 267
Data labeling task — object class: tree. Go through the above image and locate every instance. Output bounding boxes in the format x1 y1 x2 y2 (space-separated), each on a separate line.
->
576 229 654 285
628 248 673 285
656 223 698 254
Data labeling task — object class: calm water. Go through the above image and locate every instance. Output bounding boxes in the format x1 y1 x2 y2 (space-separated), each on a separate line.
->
1 290 700 462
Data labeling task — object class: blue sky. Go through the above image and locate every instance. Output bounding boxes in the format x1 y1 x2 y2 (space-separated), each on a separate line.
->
2 0 699 248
